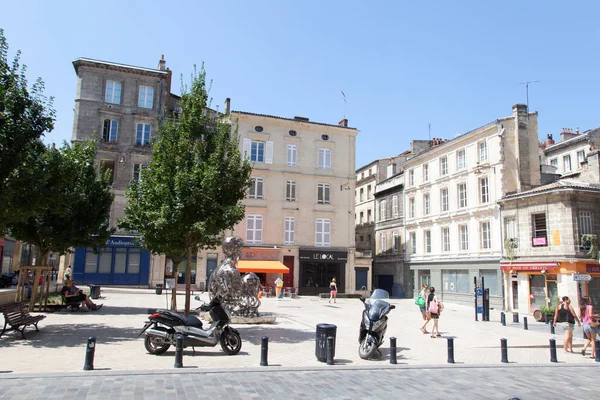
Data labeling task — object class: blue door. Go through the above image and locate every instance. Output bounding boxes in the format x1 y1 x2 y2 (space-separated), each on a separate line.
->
355 269 368 291
378 275 394 297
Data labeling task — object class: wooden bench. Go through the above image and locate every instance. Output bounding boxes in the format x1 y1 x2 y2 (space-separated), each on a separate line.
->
0 302 46 339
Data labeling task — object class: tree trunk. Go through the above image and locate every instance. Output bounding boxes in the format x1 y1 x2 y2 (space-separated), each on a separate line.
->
185 246 192 316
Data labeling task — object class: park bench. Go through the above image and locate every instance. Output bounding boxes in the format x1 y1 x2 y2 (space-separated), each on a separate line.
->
0 302 46 339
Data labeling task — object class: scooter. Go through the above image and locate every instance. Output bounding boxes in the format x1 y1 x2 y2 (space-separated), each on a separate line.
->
139 295 242 356
358 288 395 359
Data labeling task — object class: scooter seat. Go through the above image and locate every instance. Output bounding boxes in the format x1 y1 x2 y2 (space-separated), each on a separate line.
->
185 315 203 328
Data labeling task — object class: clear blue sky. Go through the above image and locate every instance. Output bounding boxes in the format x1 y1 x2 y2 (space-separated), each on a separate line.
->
2 0 599 168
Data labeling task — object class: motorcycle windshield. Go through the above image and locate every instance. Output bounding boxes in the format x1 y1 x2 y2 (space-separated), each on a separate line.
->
367 299 390 320
369 289 390 301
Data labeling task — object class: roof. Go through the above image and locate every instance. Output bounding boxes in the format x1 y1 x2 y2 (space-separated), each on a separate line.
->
73 57 169 75
544 132 589 154
231 110 358 130
500 180 600 201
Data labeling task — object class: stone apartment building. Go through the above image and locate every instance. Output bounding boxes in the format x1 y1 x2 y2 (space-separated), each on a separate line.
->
403 104 540 307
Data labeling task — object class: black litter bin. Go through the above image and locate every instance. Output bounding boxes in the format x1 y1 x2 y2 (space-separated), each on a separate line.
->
88 284 101 300
155 284 163 295
315 323 337 362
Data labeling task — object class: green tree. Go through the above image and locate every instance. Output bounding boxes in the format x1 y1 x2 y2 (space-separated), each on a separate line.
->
6 140 114 266
120 65 252 315
0 28 55 232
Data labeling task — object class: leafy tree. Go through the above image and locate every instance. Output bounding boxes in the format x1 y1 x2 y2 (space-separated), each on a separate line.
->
0 28 55 232
120 65 252 315
6 140 114 266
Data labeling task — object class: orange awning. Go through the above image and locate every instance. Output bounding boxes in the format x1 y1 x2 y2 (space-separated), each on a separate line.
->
237 260 289 274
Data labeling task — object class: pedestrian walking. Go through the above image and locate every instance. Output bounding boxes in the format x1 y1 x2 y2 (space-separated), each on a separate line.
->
328 278 337 303
416 283 430 334
426 287 442 338
580 297 600 358
553 296 581 353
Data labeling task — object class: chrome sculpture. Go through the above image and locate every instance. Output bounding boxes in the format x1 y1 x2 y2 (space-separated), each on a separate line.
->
207 235 261 317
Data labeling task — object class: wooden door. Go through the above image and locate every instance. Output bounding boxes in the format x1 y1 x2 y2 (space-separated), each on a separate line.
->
283 256 294 288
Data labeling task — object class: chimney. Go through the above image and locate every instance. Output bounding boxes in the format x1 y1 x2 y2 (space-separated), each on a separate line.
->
224 98 231 115
547 134 555 146
513 103 537 191
561 127 578 142
158 55 166 71
294 116 309 122
338 118 348 128
576 126 580 135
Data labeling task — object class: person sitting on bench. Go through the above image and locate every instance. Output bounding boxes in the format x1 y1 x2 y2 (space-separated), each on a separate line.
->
61 280 102 311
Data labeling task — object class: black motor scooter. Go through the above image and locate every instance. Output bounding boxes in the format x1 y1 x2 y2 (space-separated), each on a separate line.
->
139 295 241 356
358 288 395 359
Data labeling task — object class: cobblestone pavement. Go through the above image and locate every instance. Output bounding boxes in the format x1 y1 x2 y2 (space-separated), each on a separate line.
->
0 365 597 399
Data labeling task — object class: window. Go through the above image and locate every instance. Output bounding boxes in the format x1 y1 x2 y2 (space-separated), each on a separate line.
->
442 270 470 293
410 232 416 254
317 183 331 204
246 215 263 244
100 160 115 185
459 225 469 251
360 188 364 202
287 145 297 166
249 177 264 199
409 197 415 218
409 169 414 186
367 209 372 223
243 139 273 164
532 213 547 246
550 158 558 168
252 141 265 162
423 164 429 182
441 188 449 212
424 230 431 253
458 183 467 208
359 211 364 224
481 221 491 249
318 148 331 169
379 200 387 221
132 163 147 181
442 227 450 252
368 168 372 176
367 185 372 199
578 150 586 165
136 123 151 145
102 119 118 142
563 155 572 172
480 270 498 295
380 233 387 254
392 195 399 217
479 141 488 162
580 211 592 235
505 217 517 240
285 180 296 202
440 156 448 176
138 85 154 109
392 231 399 253
479 177 489 204
105 80 121 104
316 218 331 247
284 217 295 245
457 149 466 170
423 194 430 215
361 172 364 180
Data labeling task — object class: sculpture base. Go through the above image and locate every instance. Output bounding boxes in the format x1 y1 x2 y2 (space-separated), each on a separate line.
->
200 311 277 324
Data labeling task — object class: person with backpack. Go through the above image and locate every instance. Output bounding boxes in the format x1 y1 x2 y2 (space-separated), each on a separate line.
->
426 286 441 338
553 296 581 353
417 284 430 334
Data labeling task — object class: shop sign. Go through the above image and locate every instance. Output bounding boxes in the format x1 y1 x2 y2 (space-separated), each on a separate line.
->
241 248 279 261
532 237 547 246
105 236 140 247
573 274 593 281
586 264 600 273
299 249 348 262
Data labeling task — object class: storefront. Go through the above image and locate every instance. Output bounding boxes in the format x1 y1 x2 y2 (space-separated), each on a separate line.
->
299 249 347 295
73 236 150 285
235 248 289 289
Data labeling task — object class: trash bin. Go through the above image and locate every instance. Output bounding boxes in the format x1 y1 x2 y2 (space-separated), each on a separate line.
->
315 323 337 362
156 284 163 295
88 284 101 300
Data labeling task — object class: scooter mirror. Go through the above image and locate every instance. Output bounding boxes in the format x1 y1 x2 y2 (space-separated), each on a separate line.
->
359 296 365 303
194 295 201 301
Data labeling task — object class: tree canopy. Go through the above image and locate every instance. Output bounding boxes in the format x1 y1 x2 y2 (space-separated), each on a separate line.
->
120 65 252 314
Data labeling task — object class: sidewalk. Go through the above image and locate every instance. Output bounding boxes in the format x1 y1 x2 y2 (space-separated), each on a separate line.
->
1 290 598 374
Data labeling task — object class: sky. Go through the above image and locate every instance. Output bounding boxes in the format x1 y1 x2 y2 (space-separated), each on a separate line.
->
2 0 600 168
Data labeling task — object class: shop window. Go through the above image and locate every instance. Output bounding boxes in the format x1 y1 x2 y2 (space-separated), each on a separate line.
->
85 248 98 273
529 274 558 310
480 270 498 295
302 262 338 288
128 250 141 274
442 270 469 293
419 270 431 288
532 213 548 247
114 248 127 274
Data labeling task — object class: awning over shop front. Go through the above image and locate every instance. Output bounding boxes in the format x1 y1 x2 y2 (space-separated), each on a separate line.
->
237 260 289 274
500 262 559 272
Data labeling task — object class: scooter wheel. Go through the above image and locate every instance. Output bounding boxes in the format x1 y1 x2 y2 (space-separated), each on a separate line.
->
358 338 378 360
145 334 171 355
220 330 242 355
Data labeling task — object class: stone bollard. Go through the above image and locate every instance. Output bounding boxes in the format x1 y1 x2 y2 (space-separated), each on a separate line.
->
260 336 269 366
389 337 397 364
501 338 508 363
549 339 557 363
83 336 96 371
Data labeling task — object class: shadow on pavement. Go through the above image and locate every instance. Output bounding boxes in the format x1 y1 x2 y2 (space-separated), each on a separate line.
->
236 326 316 345
54 306 152 316
157 350 250 358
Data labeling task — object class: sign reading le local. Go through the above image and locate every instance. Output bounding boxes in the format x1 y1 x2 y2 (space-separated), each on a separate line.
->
299 249 348 262
573 274 592 282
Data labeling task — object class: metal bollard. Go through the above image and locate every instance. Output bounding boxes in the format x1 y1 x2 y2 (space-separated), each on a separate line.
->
500 312 506 326
549 339 557 363
596 340 600 362
174 334 184 368
524 317 528 330
83 336 96 371
447 337 455 364
501 338 509 363
326 336 335 365
544 314 549 324
389 337 397 364
260 336 269 366
550 323 555 335
513 313 519 323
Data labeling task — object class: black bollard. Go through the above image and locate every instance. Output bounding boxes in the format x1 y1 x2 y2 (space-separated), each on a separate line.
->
501 338 508 363
326 336 335 365
447 337 455 364
544 314 549 324
83 336 96 371
550 323 555 335
389 337 397 364
513 313 519 323
524 317 528 330
260 336 269 366
595 340 600 362
549 339 557 363
500 312 505 326
174 334 184 368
